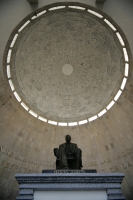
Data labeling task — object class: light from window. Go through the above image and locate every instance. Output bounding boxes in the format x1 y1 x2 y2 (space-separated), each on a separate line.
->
123 48 129 62
49 6 65 11
38 10 46 16
125 63 129 77
18 20 30 32
9 79 15 91
98 109 106 117
48 120 57 125
38 116 47 122
116 32 125 46
14 91 21 102
10 34 18 48
68 6 85 10
21 102 29 111
7 49 12 63
88 115 97 122
106 100 115 110
58 122 67 126
78 119 88 125
87 9 103 18
68 122 78 126
31 10 47 19
31 15 37 20
121 77 127 90
114 90 122 101
7 65 11 78
29 110 38 117
104 19 116 31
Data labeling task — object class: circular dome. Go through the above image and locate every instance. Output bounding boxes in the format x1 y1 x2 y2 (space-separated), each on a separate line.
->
7 3 127 123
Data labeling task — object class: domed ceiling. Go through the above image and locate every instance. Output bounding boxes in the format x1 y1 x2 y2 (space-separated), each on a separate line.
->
10 5 125 123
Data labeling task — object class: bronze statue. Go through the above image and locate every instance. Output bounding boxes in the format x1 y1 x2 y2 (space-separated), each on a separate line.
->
58 134 83 169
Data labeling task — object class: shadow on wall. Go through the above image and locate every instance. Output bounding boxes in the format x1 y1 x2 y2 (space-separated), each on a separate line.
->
95 1 105 10
27 0 39 11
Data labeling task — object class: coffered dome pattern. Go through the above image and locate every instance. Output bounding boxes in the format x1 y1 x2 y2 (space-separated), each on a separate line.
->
8 5 127 124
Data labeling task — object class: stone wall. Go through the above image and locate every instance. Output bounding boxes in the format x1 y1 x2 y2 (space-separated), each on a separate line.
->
0 0 133 200
1 78 133 199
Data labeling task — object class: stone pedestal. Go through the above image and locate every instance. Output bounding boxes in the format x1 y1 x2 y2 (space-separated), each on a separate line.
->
15 170 125 200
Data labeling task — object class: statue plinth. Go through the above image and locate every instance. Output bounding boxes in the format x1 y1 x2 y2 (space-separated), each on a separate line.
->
42 169 97 173
15 171 125 200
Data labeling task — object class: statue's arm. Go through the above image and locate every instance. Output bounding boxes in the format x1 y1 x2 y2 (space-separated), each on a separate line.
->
74 143 82 152
75 143 78 150
53 148 59 158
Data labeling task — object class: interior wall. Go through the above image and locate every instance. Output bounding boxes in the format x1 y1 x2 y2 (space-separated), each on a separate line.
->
0 1 133 200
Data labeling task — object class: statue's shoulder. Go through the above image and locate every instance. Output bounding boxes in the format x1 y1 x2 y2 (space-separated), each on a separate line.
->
70 143 77 146
59 143 66 147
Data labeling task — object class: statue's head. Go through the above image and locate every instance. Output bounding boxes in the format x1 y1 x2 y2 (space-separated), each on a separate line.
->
65 134 71 143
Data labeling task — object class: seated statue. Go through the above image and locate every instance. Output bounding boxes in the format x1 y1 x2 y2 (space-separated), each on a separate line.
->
54 134 83 170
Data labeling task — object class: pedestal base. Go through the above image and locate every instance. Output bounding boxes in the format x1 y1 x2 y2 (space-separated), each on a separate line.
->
15 171 125 200
34 191 107 200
